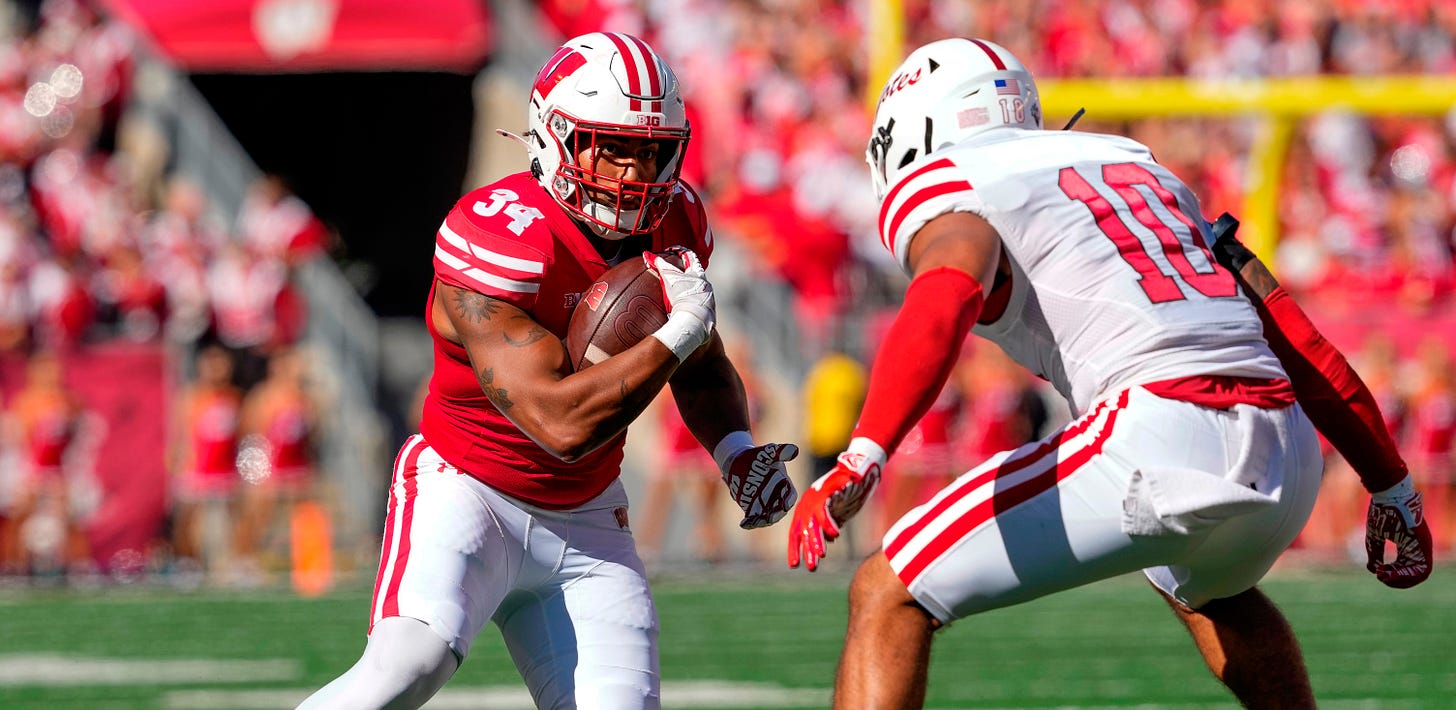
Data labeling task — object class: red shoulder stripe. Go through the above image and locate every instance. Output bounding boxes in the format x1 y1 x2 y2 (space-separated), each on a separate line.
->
880 177 973 254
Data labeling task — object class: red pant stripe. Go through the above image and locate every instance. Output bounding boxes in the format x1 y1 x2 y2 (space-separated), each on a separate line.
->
370 435 425 630
894 393 1126 587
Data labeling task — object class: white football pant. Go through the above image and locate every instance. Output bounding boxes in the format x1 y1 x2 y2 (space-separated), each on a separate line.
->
367 434 659 709
885 386 1322 621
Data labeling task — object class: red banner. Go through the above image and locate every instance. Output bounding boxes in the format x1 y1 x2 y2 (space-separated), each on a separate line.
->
98 0 493 73
2 344 170 574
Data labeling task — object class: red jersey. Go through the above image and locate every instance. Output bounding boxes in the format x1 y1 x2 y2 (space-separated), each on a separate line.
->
265 397 312 474
890 387 961 474
422 172 713 509
962 384 1035 462
190 389 241 476
14 390 78 475
1410 388 1456 459
658 392 714 472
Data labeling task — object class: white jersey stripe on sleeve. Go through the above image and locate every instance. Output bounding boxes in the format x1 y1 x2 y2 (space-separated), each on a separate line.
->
439 222 545 274
435 247 542 294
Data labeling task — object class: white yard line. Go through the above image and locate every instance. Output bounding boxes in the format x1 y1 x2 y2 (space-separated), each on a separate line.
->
162 681 829 709
0 655 301 685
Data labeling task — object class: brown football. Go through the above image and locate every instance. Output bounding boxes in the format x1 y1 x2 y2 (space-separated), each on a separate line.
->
565 250 686 371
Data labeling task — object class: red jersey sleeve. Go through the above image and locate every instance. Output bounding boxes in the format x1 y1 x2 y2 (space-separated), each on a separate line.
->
672 181 715 268
433 201 549 310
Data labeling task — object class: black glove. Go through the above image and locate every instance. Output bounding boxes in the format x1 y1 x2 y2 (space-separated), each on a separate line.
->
1207 212 1256 272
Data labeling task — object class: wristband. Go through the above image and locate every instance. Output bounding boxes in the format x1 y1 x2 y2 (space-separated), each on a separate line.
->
1371 474 1415 504
843 436 888 470
651 311 712 362
713 430 754 473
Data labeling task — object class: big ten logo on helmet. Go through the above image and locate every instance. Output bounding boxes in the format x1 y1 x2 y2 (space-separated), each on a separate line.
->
633 114 663 127
878 67 923 105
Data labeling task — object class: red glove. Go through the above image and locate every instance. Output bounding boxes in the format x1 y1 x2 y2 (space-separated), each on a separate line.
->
1365 475 1434 589
787 438 886 572
718 440 799 529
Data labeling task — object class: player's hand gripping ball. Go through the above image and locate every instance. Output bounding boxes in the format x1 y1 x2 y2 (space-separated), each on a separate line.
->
565 249 689 371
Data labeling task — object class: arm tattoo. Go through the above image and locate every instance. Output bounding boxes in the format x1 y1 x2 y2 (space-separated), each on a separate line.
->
477 367 515 412
451 290 501 323
619 379 629 402
503 315 551 348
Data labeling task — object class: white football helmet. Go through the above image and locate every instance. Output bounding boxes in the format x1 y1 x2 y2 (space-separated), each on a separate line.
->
866 38 1042 200
523 32 690 239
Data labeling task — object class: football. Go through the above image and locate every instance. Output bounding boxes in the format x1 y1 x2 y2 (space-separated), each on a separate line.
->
565 250 686 370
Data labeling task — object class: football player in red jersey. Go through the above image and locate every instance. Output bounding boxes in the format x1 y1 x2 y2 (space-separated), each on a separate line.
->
785 38 1432 708
299 33 798 710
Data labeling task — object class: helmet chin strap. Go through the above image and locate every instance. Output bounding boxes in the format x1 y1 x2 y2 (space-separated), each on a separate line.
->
581 198 641 240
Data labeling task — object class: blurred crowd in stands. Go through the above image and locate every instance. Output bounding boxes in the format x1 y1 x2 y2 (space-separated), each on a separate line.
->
0 0 331 586
0 0 1453 585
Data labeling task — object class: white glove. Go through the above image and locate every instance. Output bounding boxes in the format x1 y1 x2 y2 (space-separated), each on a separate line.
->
645 247 716 361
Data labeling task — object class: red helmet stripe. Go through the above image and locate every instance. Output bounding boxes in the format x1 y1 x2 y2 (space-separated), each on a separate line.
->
966 38 1006 70
622 33 664 112
605 32 645 111
533 46 587 101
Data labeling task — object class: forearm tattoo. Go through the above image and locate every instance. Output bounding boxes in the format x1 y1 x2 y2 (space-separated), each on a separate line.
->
451 290 501 323
477 367 515 412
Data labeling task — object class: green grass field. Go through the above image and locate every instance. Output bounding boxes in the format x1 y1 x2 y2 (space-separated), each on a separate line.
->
0 566 1451 709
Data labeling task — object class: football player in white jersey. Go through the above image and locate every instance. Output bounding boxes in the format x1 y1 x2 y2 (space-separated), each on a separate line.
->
787 38 1433 708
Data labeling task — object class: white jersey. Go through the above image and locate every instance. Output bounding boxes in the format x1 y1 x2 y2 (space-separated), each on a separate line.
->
878 128 1286 416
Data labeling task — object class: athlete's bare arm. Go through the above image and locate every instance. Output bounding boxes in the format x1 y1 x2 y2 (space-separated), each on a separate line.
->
906 211 1002 285
667 333 751 452
433 279 682 462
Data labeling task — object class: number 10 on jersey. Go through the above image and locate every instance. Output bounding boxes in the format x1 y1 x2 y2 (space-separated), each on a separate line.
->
1060 162 1237 304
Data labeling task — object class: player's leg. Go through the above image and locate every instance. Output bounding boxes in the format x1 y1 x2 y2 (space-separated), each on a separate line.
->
849 389 1291 706
295 616 459 709
300 436 517 709
836 551 937 709
1143 401 1323 709
495 485 660 709
1156 584 1313 709
836 392 1164 706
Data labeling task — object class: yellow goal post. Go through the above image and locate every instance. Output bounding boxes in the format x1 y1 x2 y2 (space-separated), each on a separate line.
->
1039 76 1456 262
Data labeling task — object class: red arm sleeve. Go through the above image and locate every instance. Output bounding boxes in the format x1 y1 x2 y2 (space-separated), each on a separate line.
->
851 267 984 453
1255 286 1408 492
